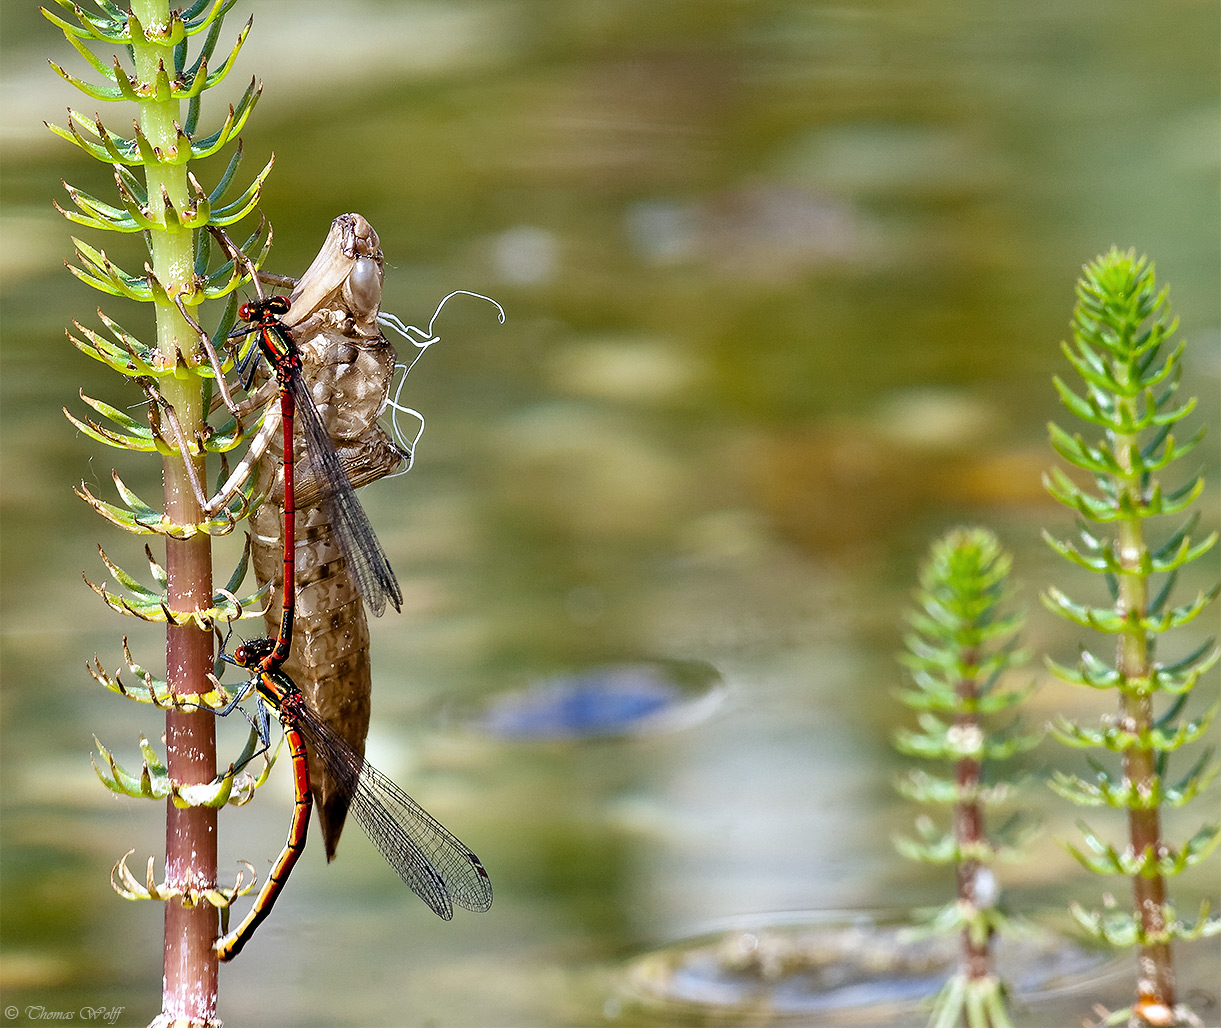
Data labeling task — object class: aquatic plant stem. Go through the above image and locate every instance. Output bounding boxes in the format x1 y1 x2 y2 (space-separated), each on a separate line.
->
952 646 991 983
163 579 219 1026
1112 411 1175 1011
162 495 218 1023
52 0 276 1012
128 0 220 1018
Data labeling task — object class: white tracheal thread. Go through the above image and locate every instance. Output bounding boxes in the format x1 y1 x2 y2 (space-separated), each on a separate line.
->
377 291 506 479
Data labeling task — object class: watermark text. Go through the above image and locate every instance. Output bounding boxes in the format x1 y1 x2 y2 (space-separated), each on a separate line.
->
3 1007 126 1025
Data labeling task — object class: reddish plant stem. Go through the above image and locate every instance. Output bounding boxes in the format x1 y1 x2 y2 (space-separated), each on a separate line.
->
954 647 991 982
1114 448 1176 1016
161 448 219 1025
1121 690 1175 1012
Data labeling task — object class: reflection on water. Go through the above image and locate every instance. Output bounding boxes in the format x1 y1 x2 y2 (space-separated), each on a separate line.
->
1 1 1217 1025
617 910 1125 1026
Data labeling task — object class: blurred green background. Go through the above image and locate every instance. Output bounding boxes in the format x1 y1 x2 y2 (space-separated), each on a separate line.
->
1 1 1217 1025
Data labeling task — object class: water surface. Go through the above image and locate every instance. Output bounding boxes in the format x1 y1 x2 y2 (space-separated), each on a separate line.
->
1 2 1217 1025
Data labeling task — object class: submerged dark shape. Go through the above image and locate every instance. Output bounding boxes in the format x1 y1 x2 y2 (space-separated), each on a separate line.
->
478 661 724 740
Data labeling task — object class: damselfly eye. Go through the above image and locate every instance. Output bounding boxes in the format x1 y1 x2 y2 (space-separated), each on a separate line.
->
238 302 254 321
268 295 290 315
233 644 248 664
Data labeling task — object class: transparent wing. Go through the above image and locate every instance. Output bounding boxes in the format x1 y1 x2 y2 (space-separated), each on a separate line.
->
296 702 493 918
289 373 402 616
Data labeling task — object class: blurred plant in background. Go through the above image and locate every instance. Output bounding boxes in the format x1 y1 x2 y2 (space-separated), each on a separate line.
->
1043 248 1220 1028
894 527 1040 1028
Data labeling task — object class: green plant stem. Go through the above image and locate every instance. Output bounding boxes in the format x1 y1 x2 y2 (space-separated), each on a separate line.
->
129 0 220 1020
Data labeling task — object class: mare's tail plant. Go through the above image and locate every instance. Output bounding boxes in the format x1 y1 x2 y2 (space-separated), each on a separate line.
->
47 0 272 1022
1043 248 1220 1027
894 527 1040 1028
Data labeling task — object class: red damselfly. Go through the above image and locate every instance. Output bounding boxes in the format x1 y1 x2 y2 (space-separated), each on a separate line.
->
211 363 490 960
230 295 402 617
212 633 493 960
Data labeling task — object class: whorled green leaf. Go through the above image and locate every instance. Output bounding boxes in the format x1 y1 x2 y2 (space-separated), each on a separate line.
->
67 237 153 301
76 469 254 538
67 322 158 377
1072 898 1221 950
187 15 251 96
1042 529 1127 575
1066 818 1221 879
45 111 139 165
1069 903 1143 944
1041 586 1127 632
1042 467 1124 522
1051 375 1113 430
47 58 126 102
88 636 225 708
1144 586 1220 633
1048 718 1122 751
1043 581 1212 639
895 768 1022 808
895 818 996 867
895 672 1033 716
48 78 261 171
1131 425 1205 477
1153 642 1221 695
92 730 273 808
1058 339 1131 400
1049 767 1173 811
1048 422 1126 477
83 543 269 629
893 831 959 865
1045 652 1120 691
1161 754 1221 809
1144 475 1207 518
42 0 128 43
58 179 147 233
1048 770 1119 809
209 154 273 227
1050 704 1217 754
1151 528 1218 575
64 390 155 451
111 848 258 907
184 0 243 37
92 733 168 799
188 77 262 161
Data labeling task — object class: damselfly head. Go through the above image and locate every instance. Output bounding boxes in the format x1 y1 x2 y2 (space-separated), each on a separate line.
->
227 636 277 669
238 295 291 323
